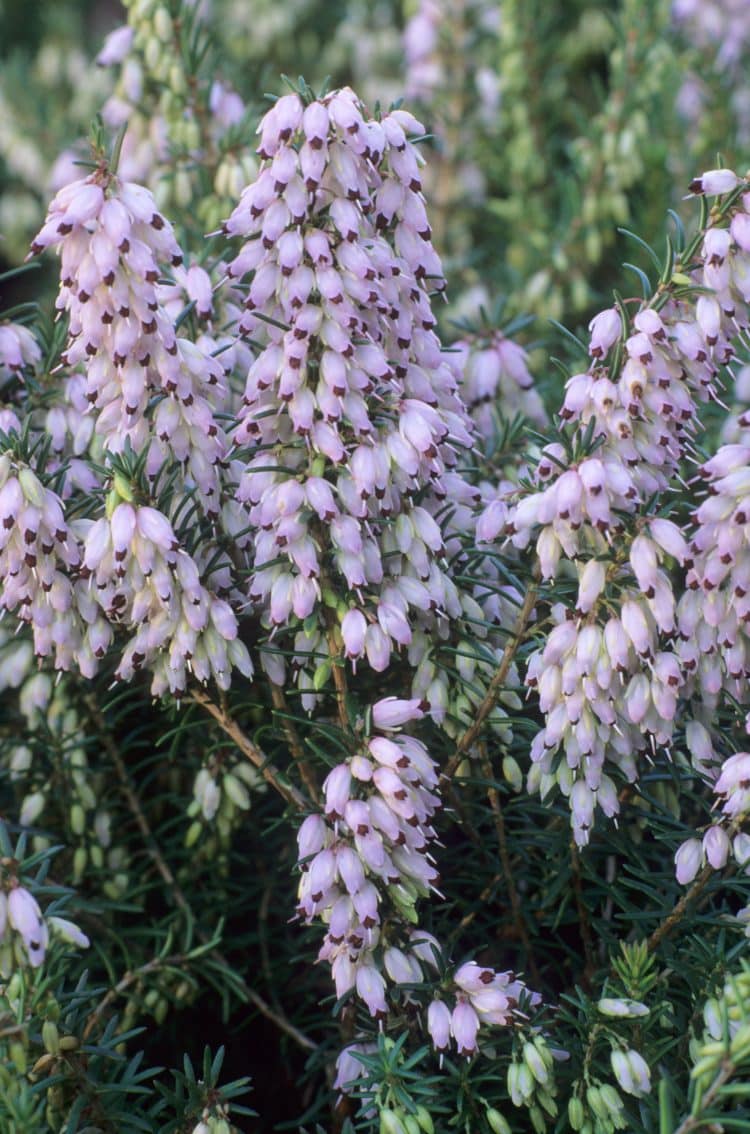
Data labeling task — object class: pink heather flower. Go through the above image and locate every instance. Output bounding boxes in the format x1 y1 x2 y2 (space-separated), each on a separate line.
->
588 308 621 358
620 600 652 656
715 752 750 796
371 697 425 730
297 814 327 862
8 886 48 967
454 961 494 993
427 999 452 1050
355 962 388 1017
0 323 41 383
307 849 337 903
689 169 741 195
576 558 607 613
684 721 715 773
334 1043 375 1093
96 24 134 66
323 764 352 818
648 518 688 563
451 999 480 1056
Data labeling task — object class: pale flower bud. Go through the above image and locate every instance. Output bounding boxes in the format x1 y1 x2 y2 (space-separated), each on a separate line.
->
598 998 649 1018
703 825 730 869
577 559 606 613
675 838 703 884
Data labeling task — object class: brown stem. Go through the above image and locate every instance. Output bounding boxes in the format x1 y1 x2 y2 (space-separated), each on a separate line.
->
269 683 322 804
322 613 351 735
82 954 186 1042
443 583 538 780
190 686 309 812
646 862 715 953
481 750 541 986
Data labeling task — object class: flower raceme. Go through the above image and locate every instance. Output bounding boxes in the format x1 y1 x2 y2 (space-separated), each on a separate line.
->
21 170 253 695
221 84 523 748
479 168 750 845
296 694 534 1054
10 86 541 1070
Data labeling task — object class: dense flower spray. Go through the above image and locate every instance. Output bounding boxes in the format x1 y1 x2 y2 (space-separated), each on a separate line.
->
222 84 538 1057
23 167 253 694
479 170 750 845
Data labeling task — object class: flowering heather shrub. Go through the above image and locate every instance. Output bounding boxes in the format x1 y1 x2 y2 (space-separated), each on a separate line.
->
2 3 750 1133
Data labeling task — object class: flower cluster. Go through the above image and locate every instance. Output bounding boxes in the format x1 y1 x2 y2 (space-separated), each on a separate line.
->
403 0 501 123
453 329 547 448
478 169 750 841
223 87 481 698
0 454 87 671
674 751 750 885
679 442 750 712
22 171 255 694
427 961 531 1056
32 173 228 507
296 695 530 1052
80 500 253 696
0 322 41 388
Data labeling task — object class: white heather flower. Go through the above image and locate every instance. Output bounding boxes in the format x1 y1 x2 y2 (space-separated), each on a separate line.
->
675 838 703 884
703 825 730 869
47 916 90 949
611 1049 651 1097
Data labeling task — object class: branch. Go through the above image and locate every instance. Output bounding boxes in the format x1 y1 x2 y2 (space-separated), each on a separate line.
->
443 583 538 780
190 685 310 812
82 953 187 1042
671 1058 736 1134
646 862 715 953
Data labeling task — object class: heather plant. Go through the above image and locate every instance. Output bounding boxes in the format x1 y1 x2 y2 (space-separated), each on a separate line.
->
2 3 750 1134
